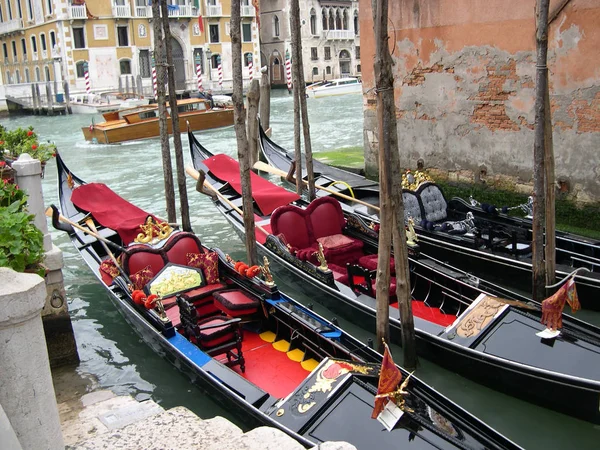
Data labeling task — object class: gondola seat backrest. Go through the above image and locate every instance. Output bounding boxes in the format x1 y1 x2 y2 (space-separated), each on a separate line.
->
402 189 423 224
417 182 448 223
123 232 204 281
270 205 314 250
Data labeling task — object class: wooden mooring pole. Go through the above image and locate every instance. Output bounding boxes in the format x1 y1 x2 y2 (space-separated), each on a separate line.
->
373 0 417 368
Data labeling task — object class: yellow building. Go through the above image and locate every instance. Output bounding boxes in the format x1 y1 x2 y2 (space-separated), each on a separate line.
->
0 0 259 105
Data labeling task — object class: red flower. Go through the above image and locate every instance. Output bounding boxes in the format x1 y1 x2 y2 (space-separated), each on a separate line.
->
31 144 37 150
0 161 6 167
0 141 4 145
52 153 56 157
27 130 34 136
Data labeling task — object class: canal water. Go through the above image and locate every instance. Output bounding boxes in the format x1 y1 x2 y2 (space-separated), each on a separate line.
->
3 90 599 448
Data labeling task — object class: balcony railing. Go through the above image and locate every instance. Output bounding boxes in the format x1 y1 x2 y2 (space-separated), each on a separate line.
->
323 29 355 40
113 1 131 18
167 5 196 17
135 6 150 17
69 5 87 19
206 5 223 17
241 5 255 16
0 18 23 35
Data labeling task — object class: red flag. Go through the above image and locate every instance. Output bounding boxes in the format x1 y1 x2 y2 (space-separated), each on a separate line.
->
371 342 402 419
198 15 204 35
541 277 581 330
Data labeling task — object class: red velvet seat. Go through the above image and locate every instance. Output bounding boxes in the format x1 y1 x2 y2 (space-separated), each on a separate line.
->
213 290 260 317
270 197 364 266
358 254 396 275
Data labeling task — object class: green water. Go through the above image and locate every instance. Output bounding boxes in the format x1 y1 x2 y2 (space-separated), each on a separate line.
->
4 90 599 448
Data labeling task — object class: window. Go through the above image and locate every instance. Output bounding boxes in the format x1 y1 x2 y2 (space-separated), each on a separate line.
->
41 34 47 51
324 47 330 60
26 0 33 20
31 36 37 53
312 67 318 76
5 71 11 84
73 27 85 49
50 31 56 49
354 11 359 35
193 48 204 73
244 52 252 67
326 66 331 75
44 66 50 81
139 50 151 78
16 0 22 19
46 0 53 15
322 10 327 30
21 38 26 56
273 15 280 37
328 11 334 30
209 24 219 43
310 9 316 35
7 0 12 20
2 43 7 60
242 23 251 42
11 40 17 59
335 11 342 29
211 54 221 69
120 59 132 75
356 64 361 73
310 47 318 61
117 26 129 47
342 10 348 30
76 61 86 78
0 4 3 22
272 57 281 81
35 67 41 81
25 68 30 82
15 69 20 83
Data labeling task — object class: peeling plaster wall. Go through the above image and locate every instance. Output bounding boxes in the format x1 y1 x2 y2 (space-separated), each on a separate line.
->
360 0 600 202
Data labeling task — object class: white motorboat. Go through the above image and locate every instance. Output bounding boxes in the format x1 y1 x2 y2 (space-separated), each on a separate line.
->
306 77 362 98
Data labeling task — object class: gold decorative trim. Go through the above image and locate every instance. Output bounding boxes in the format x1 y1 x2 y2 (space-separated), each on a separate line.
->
134 216 173 244
456 295 505 338
402 170 433 191
315 243 329 272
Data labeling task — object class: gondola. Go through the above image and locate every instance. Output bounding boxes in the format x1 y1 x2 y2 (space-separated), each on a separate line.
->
189 130 600 424
258 124 600 311
51 153 522 450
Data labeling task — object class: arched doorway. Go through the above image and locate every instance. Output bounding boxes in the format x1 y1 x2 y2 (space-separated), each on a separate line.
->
339 50 351 77
171 37 186 91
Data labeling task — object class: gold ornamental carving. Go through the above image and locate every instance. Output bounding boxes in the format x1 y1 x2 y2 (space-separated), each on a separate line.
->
456 295 505 338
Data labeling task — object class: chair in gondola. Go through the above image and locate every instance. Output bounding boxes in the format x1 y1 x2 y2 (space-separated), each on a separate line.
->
177 295 245 372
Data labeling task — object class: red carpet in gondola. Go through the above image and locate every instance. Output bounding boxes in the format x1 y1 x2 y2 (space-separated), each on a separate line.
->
204 154 300 215
390 300 457 327
220 331 312 398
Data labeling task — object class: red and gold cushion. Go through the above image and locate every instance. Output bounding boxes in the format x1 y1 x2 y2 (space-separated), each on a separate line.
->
317 234 356 250
186 251 220 284
100 258 120 279
130 265 154 291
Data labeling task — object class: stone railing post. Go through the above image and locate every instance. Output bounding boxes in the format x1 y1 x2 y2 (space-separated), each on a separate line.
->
0 268 65 450
12 154 79 367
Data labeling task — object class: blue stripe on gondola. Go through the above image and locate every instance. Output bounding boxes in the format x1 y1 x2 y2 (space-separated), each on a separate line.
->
168 332 211 367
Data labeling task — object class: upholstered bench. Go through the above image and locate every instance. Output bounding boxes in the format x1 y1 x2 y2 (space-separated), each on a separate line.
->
213 290 261 318
358 254 396 275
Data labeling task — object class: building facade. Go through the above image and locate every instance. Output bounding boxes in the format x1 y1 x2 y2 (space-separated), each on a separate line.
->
0 0 260 105
359 0 600 203
259 0 361 87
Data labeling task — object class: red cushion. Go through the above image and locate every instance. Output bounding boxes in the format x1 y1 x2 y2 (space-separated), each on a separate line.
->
184 283 228 303
186 251 220 284
130 265 154 290
126 249 165 277
271 207 313 249
317 234 355 250
213 290 260 317
197 317 236 347
307 197 346 240
165 235 203 266
358 255 396 275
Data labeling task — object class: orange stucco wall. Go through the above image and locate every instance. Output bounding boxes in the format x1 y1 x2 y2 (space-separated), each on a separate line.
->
360 0 600 202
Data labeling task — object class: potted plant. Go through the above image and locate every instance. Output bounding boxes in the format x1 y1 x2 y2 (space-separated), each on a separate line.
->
0 178 45 276
0 125 57 176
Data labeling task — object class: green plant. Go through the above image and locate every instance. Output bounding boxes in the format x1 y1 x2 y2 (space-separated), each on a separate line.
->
0 126 57 164
0 180 44 275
